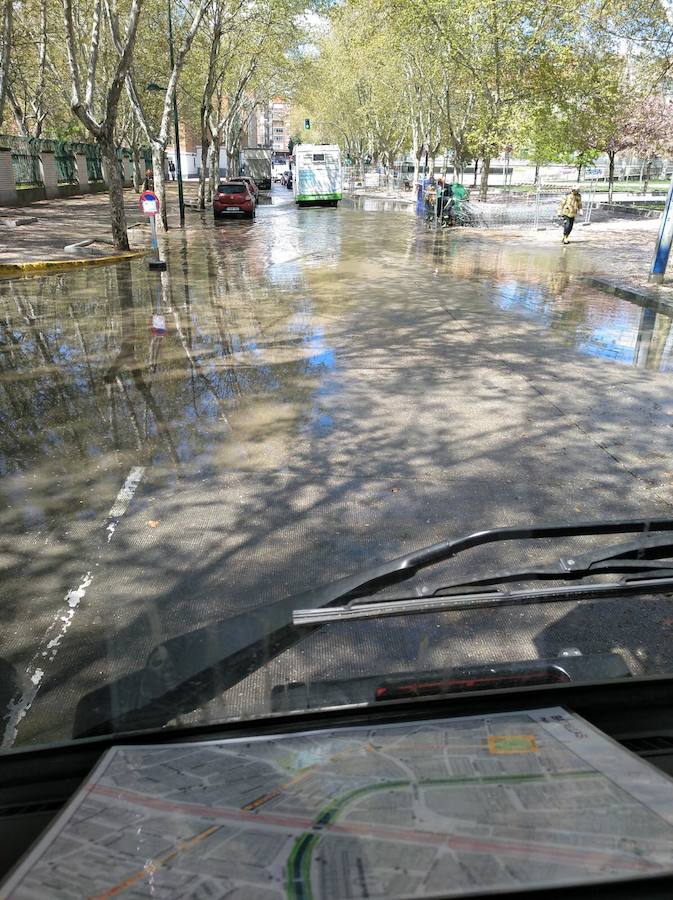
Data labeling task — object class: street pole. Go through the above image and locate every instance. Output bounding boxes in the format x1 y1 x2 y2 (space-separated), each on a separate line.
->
167 0 185 227
651 172 673 283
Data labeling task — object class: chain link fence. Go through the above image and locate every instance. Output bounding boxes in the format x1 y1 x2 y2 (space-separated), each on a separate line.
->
344 168 610 231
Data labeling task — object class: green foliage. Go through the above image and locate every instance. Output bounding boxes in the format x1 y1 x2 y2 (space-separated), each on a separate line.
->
293 0 673 185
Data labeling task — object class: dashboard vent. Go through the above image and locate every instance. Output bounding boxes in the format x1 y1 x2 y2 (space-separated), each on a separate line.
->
621 735 673 754
0 799 62 819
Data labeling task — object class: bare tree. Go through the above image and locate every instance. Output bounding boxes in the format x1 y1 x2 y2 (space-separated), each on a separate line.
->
0 0 12 127
197 6 224 209
6 0 49 137
121 0 212 230
61 0 144 249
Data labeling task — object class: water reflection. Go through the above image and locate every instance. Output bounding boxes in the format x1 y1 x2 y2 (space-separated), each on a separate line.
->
428 234 673 372
493 279 673 370
0 216 352 534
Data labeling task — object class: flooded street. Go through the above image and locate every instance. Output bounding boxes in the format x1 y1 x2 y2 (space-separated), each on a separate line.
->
3 186 673 746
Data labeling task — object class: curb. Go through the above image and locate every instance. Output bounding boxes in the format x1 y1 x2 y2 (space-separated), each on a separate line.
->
0 249 147 277
585 276 673 312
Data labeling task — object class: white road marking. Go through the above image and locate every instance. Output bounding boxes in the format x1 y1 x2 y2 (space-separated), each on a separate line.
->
1 466 146 749
107 467 145 518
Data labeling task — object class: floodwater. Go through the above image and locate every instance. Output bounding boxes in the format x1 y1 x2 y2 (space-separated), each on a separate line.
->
3 185 673 748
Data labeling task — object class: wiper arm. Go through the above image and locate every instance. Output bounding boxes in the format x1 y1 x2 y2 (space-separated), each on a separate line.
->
427 532 673 594
293 521 673 625
74 517 673 739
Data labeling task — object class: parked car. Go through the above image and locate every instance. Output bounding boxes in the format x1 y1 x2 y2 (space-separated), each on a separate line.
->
213 182 256 220
232 175 259 200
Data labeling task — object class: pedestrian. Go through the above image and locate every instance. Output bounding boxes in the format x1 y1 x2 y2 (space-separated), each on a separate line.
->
168 160 176 182
143 168 153 191
559 187 582 244
436 178 445 221
425 180 437 221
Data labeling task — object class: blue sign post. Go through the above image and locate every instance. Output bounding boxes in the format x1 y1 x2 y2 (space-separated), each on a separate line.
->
651 178 673 283
139 190 166 272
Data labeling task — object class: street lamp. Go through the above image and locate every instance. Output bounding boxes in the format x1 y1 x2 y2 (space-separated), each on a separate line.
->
146 0 185 227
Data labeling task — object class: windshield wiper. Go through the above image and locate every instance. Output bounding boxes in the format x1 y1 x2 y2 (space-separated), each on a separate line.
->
293 522 673 624
293 528 673 625
73 517 673 739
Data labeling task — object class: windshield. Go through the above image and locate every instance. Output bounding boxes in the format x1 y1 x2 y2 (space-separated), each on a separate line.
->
2 0 673 753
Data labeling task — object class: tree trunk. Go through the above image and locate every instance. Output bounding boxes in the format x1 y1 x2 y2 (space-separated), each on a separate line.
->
644 158 652 195
608 151 615 203
479 156 491 200
99 137 130 251
198 136 209 210
472 157 479 188
534 162 540 185
228 143 238 177
0 0 13 128
209 139 220 199
152 144 168 231
576 163 582 181
411 124 421 188
132 147 141 193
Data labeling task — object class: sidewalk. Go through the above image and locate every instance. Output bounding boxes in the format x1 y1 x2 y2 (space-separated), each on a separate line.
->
348 186 673 307
459 217 673 308
0 188 184 265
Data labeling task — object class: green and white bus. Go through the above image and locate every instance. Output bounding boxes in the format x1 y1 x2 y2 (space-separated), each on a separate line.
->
294 144 342 206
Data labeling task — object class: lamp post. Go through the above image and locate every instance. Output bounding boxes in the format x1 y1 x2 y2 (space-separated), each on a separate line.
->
146 0 185 227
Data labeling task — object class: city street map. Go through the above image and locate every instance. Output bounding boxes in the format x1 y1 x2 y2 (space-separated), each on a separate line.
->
5 707 673 899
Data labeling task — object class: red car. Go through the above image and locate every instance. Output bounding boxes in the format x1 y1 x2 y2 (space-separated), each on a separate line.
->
213 182 256 219
232 176 259 200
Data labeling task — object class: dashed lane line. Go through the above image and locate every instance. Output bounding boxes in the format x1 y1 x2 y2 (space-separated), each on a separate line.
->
1 466 146 749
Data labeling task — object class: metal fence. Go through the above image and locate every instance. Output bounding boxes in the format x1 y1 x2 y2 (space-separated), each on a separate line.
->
419 187 603 231
39 139 78 184
6 136 42 187
0 134 146 190
85 146 103 182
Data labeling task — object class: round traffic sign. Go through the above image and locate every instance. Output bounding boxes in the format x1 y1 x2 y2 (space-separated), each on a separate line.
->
139 190 160 216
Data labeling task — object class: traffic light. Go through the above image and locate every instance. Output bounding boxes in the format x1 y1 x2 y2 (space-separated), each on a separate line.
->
304 118 311 130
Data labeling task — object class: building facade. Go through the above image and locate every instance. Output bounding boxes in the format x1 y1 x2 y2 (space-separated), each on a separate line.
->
269 99 291 155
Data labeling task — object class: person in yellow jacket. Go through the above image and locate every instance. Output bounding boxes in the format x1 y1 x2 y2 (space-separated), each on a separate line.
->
559 188 582 244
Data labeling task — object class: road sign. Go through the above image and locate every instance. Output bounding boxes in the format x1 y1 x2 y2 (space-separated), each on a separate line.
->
150 314 167 336
139 190 159 217
139 189 166 270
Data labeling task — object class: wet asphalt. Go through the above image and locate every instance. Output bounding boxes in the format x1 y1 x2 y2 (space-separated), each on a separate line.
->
3 185 673 747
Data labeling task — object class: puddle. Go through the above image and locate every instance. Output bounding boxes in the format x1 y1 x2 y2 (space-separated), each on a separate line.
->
493 277 673 371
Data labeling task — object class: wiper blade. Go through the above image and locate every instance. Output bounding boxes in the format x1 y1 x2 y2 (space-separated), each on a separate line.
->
74 517 673 739
293 575 673 625
293 520 673 625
